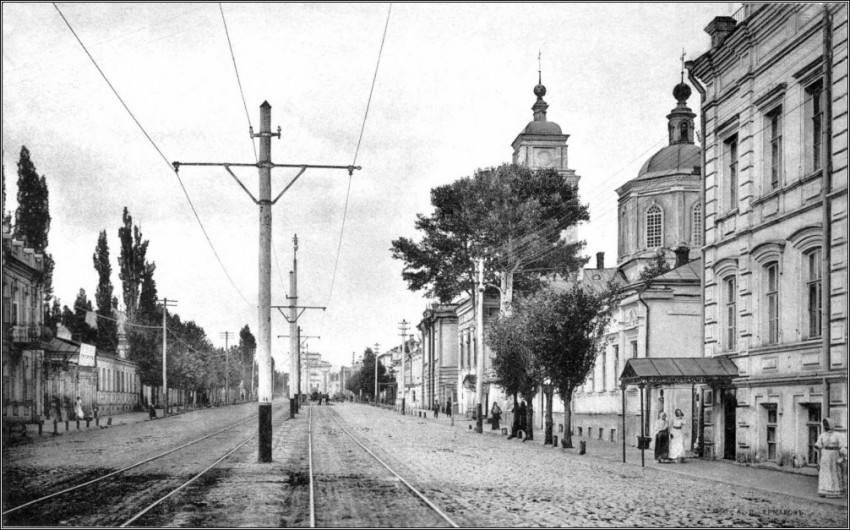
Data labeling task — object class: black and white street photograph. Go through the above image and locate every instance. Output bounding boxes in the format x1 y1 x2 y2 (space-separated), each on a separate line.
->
2 2 848 527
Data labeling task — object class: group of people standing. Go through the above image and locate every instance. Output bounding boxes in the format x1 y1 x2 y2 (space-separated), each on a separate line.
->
653 409 687 463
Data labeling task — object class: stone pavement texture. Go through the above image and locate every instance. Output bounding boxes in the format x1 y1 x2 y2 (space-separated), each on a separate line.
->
406 406 846 509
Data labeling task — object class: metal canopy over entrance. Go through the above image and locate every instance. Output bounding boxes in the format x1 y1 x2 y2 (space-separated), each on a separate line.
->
618 357 738 467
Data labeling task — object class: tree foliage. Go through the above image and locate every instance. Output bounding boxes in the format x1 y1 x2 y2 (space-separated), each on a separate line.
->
391 164 589 304
93 230 118 352
14 146 51 251
638 251 672 284
118 207 151 319
66 288 97 344
346 348 388 399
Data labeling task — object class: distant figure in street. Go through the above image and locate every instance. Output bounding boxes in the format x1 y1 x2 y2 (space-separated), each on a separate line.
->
445 397 452 417
491 402 502 431
654 411 670 462
149 404 157 420
668 408 686 462
517 400 528 437
74 397 85 420
815 418 848 498
433 399 440 419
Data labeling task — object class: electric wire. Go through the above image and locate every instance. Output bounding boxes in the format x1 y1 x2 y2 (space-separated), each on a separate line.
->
52 3 253 308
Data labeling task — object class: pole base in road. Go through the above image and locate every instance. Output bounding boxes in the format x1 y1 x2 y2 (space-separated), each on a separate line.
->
401 398 405 416
289 398 296 419
475 403 483 433
259 402 272 463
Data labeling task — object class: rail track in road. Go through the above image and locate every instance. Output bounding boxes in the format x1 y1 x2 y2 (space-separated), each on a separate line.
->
307 404 459 528
2 407 289 527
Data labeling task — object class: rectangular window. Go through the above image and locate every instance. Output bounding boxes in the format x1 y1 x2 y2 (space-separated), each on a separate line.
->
613 345 619 385
766 263 779 344
725 136 738 210
767 108 783 190
725 277 737 351
601 350 607 392
807 404 821 465
631 341 638 359
767 406 778 460
807 82 824 173
807 249 822 338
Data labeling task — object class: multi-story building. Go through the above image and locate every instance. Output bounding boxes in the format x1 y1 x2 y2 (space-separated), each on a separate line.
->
689 3 848 464
2 225 45 426
455 293 500 416
418 303 458 409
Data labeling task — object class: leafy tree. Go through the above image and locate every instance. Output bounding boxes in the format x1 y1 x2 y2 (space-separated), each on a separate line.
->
526 281 621 448
117 207 150 319
639 250 672 284
45 297 62 335
129 264 161 386
2 165 9 226
93 230 118 352
346 348 387 400
391 163 589 308
69 288 98 344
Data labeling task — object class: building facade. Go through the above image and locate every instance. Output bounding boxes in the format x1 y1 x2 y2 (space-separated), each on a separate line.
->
418 303 458 409
455 293 500 416
689 3 848 464
2 227 45 425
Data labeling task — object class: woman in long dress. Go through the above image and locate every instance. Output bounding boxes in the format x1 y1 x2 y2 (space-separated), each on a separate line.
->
668 408 686 462
491 402 502 431
815 418 848 498
654 412 669 462
74 396 85 420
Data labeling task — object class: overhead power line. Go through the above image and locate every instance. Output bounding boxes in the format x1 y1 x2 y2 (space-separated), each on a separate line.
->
53 3 253 308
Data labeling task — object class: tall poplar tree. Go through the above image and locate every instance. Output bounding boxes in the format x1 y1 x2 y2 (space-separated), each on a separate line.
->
93 230 117 351
117 207 150 319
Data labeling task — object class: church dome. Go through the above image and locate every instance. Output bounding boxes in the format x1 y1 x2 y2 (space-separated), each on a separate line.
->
523 120 563 135
637 143 701 179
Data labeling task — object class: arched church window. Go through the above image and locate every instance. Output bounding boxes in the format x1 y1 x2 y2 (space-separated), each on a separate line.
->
646 205 662 248
680 121 689 143
692 203 703 246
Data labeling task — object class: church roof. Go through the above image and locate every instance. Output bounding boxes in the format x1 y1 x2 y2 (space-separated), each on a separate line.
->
636 143 701 179
521 120 563 136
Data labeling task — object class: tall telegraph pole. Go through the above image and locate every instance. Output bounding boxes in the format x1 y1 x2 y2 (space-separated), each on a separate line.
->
373 343 381 405
290 235 299 417
159 298 177 415
220 331 234 404
173 102 359 462
398 319 409 414
475 258 485 433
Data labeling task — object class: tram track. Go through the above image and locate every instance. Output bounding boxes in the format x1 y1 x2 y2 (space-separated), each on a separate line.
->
307 404 459 528
3 407 289 527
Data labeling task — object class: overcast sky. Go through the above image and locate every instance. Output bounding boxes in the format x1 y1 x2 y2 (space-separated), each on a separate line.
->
3 2 736 371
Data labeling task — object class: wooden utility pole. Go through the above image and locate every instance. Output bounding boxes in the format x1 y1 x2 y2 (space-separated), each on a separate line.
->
159 298 177 415
398 319 409 414
220 331 234 404
373 343 381 405
173 101 359 462
475 258 485 433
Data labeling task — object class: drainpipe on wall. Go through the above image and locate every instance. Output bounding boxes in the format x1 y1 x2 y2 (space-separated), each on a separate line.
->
821 6 834 416
688 62 708 457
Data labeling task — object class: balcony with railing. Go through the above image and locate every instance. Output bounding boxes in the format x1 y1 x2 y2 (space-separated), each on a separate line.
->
11 324 40 343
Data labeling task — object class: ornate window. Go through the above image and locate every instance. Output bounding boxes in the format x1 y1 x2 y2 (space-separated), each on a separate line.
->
680 121 689 143
724 136 738 210
766 107 783 190
724 276 737 351
766 262 780 344
645 205 662 248
806 81 823 174
806 248 822 338
692 202 703 246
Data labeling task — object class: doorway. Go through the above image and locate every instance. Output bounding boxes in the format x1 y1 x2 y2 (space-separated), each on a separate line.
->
723 389 737 460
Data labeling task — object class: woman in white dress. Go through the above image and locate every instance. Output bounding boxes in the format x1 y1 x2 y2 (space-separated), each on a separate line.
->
668 408 686 462
815 418 848 498
74 396 85 420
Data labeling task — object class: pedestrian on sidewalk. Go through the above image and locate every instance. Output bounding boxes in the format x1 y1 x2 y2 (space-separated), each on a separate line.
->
446 397 452 417
491 402 502 431
654 411 670 463
517 400 528 438
815 418 848 498
74 397 85 421
434 399 440 419
669 408 686 462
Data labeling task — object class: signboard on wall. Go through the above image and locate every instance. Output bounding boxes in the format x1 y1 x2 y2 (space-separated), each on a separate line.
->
79 343 96 367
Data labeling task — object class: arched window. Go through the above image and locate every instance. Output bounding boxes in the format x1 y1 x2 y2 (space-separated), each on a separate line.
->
692 203 703 246
645 205 662 248
680 121 689 143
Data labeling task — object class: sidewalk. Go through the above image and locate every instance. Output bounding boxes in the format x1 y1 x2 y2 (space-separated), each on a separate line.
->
403 406 846 508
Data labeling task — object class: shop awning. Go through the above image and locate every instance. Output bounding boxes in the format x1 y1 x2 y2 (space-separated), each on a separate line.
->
619 357 738 387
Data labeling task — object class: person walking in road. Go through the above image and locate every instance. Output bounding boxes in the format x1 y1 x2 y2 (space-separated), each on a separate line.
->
654 411 670 463
491 402 502 431
433 399 440 419
446 396 452 417
668 408 686 462
815 418 848 498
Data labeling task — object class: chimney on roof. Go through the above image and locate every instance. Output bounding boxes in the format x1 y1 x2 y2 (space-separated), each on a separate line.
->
705 16 737 49
596 252 605 270
675 246 690 268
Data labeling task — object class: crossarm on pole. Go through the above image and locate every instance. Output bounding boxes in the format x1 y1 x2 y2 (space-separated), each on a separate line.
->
272 167 307 205
224 166 259 204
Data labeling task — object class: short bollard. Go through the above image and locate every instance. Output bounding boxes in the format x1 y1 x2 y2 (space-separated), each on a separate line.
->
86 419 90 429
553 435 558 447
468 425 472 430
107 417 112 426
38 422 43 436
501 428 508 436
65 420 69 431
76 420 80 430
96 417 100 426
579 440 586 455
517 430 524 439
53 420 58 435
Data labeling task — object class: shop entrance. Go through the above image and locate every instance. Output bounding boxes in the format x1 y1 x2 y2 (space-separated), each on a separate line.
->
723 389 737 460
